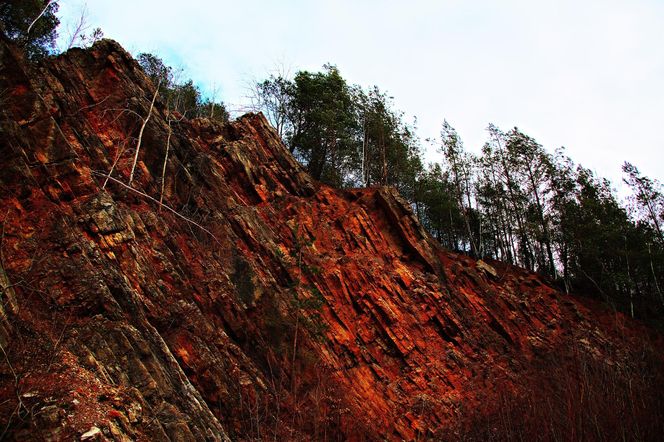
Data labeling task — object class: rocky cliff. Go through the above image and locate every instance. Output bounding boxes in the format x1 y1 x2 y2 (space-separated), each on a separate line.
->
0 37 663 441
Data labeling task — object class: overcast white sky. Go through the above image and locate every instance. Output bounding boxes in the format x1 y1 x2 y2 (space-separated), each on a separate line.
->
57 0 664 186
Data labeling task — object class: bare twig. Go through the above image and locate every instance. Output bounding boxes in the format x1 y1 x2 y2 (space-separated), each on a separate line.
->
102 137 130 189
0 342 18 387
46 315 71 371
101 107 143 124
0 340 25 440
92 171 220 244
65 5 90 50
129 80 161 185
76 94 111 114
158 105 186 208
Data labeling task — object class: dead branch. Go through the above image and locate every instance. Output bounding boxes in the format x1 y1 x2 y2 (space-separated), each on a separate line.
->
0 340 25 440
26 0 52 35
159 119 172 209
92 171 220 244
75 94 111 114
102 136 130 189
65 5 90 50
101 107 143 124
128 80 161 185
159 110 185 209
0 209 8 269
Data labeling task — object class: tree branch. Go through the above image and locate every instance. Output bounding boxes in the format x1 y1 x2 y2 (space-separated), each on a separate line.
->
92 171 220 244
129 80 161 185
26 0 52 35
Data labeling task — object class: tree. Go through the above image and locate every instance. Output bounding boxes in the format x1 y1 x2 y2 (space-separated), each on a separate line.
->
0 0 60 59
485 124 536 269
441 121 478 256
137 52 229 122
415 163 466 250
476 143 515 263
197 98 230 122
250 74 294 141
623 162 664 238
59 4 103 50
546 148 579 291
354 86 422 192
288 65 359 186
138 52 173 87
250 66 425 191
505 129 557 276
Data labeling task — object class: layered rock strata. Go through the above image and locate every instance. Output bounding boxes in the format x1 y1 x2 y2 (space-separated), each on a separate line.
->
0 37 662 441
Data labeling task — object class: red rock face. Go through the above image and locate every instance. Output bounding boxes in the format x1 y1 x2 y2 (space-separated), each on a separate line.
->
1 37 663 441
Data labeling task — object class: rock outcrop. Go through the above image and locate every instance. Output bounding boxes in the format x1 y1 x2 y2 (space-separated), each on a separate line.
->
1 36 663 441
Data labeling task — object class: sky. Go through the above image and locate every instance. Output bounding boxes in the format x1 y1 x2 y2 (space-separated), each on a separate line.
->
56 0 664 187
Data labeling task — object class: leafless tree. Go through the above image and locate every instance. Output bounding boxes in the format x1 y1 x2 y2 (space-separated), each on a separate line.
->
245 62 294 139
61 4 103 50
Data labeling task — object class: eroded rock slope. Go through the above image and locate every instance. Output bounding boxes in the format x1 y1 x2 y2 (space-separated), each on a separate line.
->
1 37 663 441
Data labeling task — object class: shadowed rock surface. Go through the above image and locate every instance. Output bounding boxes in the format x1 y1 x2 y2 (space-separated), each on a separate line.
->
1 36 663 441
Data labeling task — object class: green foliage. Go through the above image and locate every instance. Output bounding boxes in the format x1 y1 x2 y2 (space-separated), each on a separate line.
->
253 66 422 190
274 247 286 260
288 65 359 186
137 52 229 122
198 98 230 122
137 52 173 87
415 163 467 250
554 165 664 321
0 0 60 59
170 80 201 116
623 161 664 237
414 122 664 324
356 86 422 193
252 62 663 323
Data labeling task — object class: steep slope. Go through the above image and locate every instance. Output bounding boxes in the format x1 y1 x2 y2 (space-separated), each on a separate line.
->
1 37 663 441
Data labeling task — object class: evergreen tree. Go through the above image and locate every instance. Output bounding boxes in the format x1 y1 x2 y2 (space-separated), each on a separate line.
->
440 121 478 255
0 0 60 59
288 65 358 186
137 53 228 122
623 162 664 238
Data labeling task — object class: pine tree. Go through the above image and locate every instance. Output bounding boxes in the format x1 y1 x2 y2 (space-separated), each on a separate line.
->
0 0 60 59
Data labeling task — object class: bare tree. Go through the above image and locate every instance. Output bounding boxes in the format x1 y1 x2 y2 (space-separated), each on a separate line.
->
208 82 219 119
245 63 294 139
61 4 103 50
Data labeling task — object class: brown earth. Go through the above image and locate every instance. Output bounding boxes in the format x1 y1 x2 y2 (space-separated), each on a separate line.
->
1 36 663 441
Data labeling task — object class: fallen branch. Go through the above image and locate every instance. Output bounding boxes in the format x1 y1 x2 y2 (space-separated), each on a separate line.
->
102 137 130 189
129 80 161 185
76 94 111 114
91 171 220 244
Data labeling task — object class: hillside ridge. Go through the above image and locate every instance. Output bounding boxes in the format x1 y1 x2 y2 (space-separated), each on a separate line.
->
1 37 663 440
